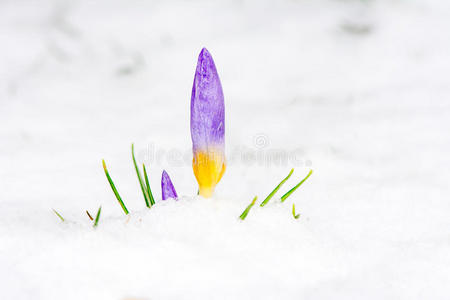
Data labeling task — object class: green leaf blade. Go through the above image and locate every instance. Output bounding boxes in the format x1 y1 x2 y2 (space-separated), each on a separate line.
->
292 203 300 219
260 168 294 207
239 196 258 220
132 144 150 208
52 209 65 222
143 163 155 206
281 170 313 203
93 206 102 227
102 159 129 215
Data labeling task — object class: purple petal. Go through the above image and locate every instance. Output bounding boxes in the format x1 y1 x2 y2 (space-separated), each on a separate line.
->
190 48 225 153
161 170 178 200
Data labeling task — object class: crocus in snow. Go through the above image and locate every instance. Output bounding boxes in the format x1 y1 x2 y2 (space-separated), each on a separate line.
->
190 48 226 198
161 170 178 200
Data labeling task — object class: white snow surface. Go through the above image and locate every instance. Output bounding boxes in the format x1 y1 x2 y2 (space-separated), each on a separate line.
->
1 0 450 299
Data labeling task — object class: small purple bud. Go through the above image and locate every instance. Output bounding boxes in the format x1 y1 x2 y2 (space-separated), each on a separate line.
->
161 170 178 200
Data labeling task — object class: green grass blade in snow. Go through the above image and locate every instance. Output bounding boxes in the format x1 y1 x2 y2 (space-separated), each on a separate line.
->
102 159 129 215
143 163 155 206
52 209 65 222
260 168 294 207
280 170 313 202
239 196 258 220
292 203 300 219
93 206 102 227
132 143 150 207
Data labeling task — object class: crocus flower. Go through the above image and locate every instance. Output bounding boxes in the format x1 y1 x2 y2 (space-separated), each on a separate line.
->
161 170 178 200
191 48 226 198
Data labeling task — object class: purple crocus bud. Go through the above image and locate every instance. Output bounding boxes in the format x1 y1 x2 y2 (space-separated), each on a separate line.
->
161 170 178 200
190 48 226 198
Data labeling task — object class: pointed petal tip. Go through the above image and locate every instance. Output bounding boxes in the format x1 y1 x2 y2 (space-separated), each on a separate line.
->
161 170 178 200
197 47 215 68
199 47 209 56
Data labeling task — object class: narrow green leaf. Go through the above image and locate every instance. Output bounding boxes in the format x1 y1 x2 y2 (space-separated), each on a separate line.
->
102 159 129 215
52 209 65 222
239 196 258 220
292 203 300 219
281 170 313 202
93 206 102 227
143 163 155 206
260 168 294 207
132 143 150 207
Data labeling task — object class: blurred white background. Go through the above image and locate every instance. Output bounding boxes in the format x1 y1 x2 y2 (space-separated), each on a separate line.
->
1 0 449 299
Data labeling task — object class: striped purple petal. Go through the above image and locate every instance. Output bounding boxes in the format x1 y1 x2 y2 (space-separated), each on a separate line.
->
190 47 225 154
161 170 178 200
190 48 226 198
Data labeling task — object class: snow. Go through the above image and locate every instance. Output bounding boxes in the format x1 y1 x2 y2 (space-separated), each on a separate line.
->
1 0 450 299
